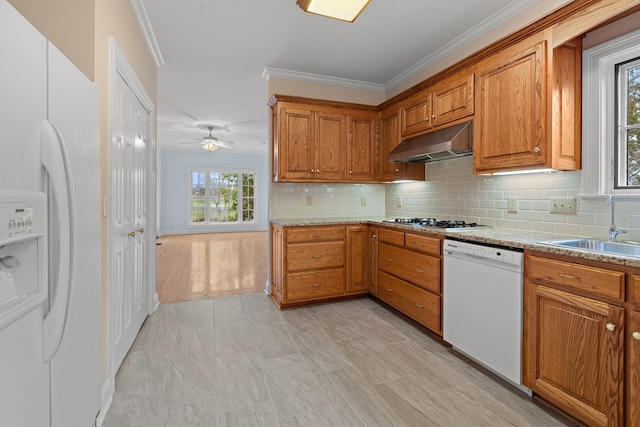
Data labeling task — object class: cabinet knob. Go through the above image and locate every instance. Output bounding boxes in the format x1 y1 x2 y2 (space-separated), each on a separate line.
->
349 170 353 174
424 116 429 122
137 227 144 234
432 115 436 119
128 231 136 238
395 168 400 172
533 147 540 153
372 234 377 238
633 331 640 341
310 169 315 173
606 323 616 332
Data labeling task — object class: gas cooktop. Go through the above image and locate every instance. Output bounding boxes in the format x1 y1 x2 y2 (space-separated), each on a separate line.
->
383 217 486 230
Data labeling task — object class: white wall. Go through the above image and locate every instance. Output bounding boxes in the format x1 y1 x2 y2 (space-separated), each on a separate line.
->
385 157 640 241
159 150 269 234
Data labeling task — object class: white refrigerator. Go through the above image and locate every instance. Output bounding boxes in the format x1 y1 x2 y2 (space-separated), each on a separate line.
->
0 1 102 426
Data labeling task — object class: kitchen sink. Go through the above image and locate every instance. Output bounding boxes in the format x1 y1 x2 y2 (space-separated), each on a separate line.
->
540 238 640 258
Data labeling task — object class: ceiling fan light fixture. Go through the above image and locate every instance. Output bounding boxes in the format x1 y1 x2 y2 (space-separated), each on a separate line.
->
202 142 219 152
296 0 370 22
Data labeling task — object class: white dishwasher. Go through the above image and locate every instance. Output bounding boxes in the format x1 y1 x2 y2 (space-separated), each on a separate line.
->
443 238 531 394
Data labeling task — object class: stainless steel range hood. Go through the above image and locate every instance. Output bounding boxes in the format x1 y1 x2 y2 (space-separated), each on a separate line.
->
387 120 472 163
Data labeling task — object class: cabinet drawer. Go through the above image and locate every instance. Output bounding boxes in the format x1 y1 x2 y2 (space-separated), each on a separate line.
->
527 255 625 301
286 226 345 243
379 243 440 293
379 271 441 333
632 275 640 306
287 241 344 272
378 228 404 247
286 269 344 302
405 233 440 256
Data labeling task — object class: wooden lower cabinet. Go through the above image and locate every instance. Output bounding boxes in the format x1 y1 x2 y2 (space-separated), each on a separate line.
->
376 229 442 335
368 227 379 296
379 271 441 333
524 252 626 426
270 224 369 308
629 309 640 426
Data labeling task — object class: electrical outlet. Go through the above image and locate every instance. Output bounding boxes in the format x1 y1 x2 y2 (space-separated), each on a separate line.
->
397 196 402 208
550 197 576 214
507 196 518 213
361 196 367 207
306 194 312 206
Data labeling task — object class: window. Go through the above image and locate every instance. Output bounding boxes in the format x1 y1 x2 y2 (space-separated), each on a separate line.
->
582 29 640 195
190 170 256 225
616 58 640 188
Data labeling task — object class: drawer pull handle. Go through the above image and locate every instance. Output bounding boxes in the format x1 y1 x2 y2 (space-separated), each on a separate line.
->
313 283 320 287
412 241 423 246
313 234 322 237
415 303 424 308
416 268 424 273
385 287 393 292
559 273 580 280
312 255 321 259
633 332 640 341
386 257 393 262
606 323 616 332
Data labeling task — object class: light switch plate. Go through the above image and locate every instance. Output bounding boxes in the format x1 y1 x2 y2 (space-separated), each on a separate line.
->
306 194 312 206
550 197 576 214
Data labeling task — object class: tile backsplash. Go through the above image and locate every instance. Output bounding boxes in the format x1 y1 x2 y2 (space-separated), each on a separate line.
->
270 156 640 241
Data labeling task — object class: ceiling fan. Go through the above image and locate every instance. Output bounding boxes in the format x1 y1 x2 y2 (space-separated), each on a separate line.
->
179 125 236 151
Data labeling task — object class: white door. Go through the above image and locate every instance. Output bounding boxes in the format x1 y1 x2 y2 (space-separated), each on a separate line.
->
111 70 150 372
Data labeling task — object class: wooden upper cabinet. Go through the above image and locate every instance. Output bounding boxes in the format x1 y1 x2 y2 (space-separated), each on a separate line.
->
473 38 547 173
315 111 347 180
347 112 377 181
401 91 432 136
270 95 377 183
400 72 474 137
379 106 425 182
431 72 474 127
473 33 581 174
379 106 402 181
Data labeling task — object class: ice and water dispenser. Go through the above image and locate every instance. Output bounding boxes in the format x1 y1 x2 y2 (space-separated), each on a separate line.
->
0 191 47 331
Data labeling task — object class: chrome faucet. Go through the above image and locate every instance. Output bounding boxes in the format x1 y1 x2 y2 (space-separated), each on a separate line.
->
607 195 627 241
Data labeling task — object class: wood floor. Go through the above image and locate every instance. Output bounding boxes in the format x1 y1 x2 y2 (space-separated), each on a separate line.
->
156 232 268 304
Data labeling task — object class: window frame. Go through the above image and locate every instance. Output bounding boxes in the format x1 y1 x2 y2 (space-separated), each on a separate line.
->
187 168 258 227
582 28 640 196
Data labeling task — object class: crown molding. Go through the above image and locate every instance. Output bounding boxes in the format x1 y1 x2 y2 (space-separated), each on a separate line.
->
262 67 385 93
130 0 164 67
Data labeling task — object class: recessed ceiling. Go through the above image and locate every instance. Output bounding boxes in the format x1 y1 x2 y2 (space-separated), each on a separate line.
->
139 0 572 154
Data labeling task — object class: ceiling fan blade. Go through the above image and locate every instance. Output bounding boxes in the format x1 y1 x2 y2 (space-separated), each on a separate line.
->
178 141 203 145
213 140 236 148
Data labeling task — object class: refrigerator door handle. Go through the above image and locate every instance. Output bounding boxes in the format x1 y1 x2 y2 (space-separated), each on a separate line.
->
40 119 75 363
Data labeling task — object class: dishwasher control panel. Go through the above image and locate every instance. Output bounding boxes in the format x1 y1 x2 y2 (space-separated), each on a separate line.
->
443 239 522 265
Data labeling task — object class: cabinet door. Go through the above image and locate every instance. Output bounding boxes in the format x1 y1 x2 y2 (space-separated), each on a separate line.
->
524 284 624 427
270 224 284 306
368 227 379 296
280 107 315 180
432 73 474 127
315 111 347 180
346 225 369 295
347 114 376 181
401 91 432 136
474 40 547 173
629 310 640 426
379 107 402 181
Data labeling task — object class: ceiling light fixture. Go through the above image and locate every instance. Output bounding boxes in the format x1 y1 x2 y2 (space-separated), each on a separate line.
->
296 0 370 22
201 142 219 152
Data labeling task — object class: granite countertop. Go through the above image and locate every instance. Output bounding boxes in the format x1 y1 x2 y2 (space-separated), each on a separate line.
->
270 217 640 268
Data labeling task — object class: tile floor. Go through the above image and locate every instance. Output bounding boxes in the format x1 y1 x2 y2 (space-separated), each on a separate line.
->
102 294 579 426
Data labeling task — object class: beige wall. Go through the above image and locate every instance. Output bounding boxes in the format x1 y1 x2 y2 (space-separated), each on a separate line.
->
267 76 384 106
9 0 157 381
8 0 95 80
